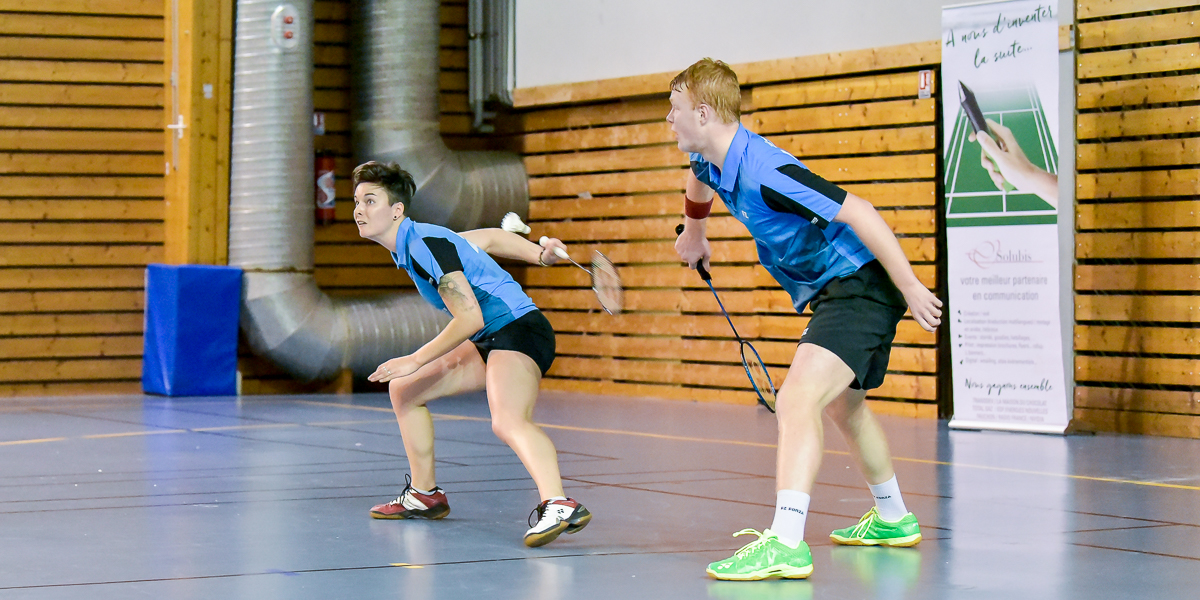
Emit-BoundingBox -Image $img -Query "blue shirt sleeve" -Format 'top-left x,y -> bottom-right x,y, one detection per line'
756,162 -> 848,230
689,152 -> 714,189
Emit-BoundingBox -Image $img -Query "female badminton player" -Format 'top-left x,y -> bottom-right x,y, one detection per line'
352,161 -> 591,548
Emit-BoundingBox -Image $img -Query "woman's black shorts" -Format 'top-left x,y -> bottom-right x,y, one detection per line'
472,309 -> 556,376
799,260 -> 909,391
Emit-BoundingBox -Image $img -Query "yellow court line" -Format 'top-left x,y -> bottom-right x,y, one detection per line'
192,423 -> 298,432
293,400 -> 394,413
305,419 -> 396,426
6,398 -> 1198,492
0,437 -> 66,446
433,412 -> 782,449
82,429 -> 188,439
294,399 -> 1200,492
0,416 -> 387,446
889,456 -> 1200,492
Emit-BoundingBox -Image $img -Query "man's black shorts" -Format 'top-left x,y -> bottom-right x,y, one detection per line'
472,309 -> 556,376
799,260 -> 908,390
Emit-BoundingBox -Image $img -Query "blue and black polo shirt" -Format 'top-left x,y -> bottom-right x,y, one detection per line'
690,124 -> 876,312
390,218 -> 536,341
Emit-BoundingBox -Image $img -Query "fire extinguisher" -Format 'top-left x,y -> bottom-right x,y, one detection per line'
315,151 -> 336,225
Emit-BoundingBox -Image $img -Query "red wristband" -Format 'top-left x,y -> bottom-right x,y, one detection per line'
684,196 -> 713,220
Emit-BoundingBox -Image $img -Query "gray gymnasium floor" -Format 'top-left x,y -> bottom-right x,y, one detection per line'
1,391 -> 1198,599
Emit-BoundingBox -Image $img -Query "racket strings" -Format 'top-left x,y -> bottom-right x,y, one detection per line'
590,251 -> 623,315
742,344 -> 777,410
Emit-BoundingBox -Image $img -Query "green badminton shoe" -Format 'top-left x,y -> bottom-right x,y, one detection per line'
829,507 -> 922,547
706,529 -> 814,581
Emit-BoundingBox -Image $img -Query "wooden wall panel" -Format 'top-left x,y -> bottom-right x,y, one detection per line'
1073,1 -> 1200,438
512,53 -> 942,414
0,0 -> 485,398
0,0 -> 163,397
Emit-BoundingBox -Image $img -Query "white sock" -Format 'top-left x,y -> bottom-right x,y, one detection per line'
869,475 -> 908,521
545,496 -> 567,503
769,490 -> 810,547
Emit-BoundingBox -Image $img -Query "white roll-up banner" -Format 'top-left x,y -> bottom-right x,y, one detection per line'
942,0 -> 1069,433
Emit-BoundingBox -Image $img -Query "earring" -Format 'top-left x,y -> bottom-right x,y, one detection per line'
393,216 -> 398,221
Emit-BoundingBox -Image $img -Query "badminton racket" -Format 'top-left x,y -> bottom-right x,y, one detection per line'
538,237 -> 623,315
676,223 -> 777,412
501,213 -> 623,315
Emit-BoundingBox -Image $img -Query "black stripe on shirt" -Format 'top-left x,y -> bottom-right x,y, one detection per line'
410,259 -> 435,286
776,164 -> 847,206
761,184 -> 830,229
760,165 -> 848,230
422,236 -> 464,280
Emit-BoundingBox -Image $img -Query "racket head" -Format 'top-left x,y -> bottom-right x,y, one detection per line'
590,250 -> 623,315
741,342 -> 777,412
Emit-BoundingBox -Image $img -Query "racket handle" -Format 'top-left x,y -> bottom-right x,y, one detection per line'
675,224 -> 712,281
539,236 -> 571,260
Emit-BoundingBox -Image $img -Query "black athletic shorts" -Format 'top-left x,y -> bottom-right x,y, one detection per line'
472,309 -> 556,376
799,260 -> 908,390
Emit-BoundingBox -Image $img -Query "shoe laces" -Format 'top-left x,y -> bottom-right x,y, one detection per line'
395,474 -> 440,506
527,499 -> 572,527
385,473 -> 415,506
730,528 -> 775,558
528,500 -> 549,528
849,508 -> 880,538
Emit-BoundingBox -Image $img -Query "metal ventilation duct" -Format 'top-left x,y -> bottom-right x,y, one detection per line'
229,0 -> 527,382
353,0 -> 527,232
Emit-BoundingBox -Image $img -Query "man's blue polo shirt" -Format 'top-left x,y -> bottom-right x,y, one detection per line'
690,125 -> 875,312
390,218 -> 536,341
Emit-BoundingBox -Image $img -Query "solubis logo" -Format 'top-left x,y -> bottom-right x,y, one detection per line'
966,240 -> 1038,269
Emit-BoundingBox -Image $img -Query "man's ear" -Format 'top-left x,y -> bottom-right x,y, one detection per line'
392,201 -> 406,221
696,103 -> 710,125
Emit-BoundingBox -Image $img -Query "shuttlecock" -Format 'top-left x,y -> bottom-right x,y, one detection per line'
501,212 -> 531,235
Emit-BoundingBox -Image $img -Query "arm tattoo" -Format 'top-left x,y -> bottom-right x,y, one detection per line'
438,274 -> 479,315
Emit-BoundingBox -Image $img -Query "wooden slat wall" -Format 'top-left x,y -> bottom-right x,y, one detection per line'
0,0 -> 164,396
241,0 -> 496,393
0,0 -> 484,397
1073,1 -> 1200,437
511,54 -> 941,415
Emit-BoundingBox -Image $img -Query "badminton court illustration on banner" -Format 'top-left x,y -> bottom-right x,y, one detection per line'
945,82 -> 1059,228
675,224 -> 776,412
501,213 -> 623,315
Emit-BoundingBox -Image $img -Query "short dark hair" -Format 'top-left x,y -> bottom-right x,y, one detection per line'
352,161 -> 416,208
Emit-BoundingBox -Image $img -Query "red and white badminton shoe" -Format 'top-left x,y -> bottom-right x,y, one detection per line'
369,474 -> 450,520
524,498 -> 592,547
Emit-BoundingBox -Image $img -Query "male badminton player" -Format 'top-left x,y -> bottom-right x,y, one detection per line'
352,161 -> 591,547
668,59 -> 943,580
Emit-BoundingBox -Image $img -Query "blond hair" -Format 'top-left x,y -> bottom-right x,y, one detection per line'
670,58 -> 740,123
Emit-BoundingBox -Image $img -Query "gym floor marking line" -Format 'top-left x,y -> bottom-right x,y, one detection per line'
192,423 -> 297,432
0,416 -> 395,446
0,437 -> 66,446
83,430 -> 188,439
294,400 -> 1200,492
5,399 -> 1198,493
